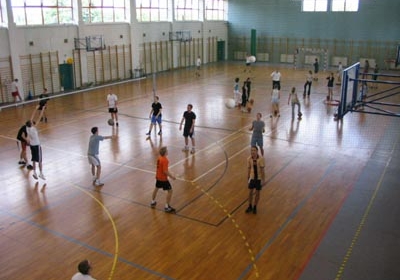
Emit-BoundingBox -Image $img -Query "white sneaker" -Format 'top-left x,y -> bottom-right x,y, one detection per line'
182,146 -> 189,152
39,173 -> 46,180
191,148 -> 195,154
32,173 -> 38,180
95,180 -> 104,187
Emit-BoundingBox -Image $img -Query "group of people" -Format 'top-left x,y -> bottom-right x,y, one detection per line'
150,101 -> 197,213
16,91 -> 50,180
105,92 -> 197,213
233,77 -> 253,112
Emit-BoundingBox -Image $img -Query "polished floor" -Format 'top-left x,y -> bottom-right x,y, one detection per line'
0,62 -> 399,280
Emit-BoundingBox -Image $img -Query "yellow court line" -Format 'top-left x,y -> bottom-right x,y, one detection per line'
70,183 -> 119,280
335,139 -> 398,280
188,179 -> 260,279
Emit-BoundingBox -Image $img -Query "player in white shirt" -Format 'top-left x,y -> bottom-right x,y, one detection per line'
271,70 -> 281,90
11,78 -> 23,102
71,260 -> 96,280
26,106 -> 46,180
195,56 -> 201,77
107,92 -> 119,126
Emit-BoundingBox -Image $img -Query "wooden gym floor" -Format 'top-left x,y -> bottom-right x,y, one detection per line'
0,62 -> 399,280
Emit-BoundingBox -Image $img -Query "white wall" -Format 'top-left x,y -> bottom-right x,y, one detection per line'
0,20 -> 228,91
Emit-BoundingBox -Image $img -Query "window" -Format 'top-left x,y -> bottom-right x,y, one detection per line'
175,0 -> 203,21
302,0 -> 328,12
332,0 -> 359,12
82,0 -> 130,23
0,0 -> 7,26
136,0 -> 171,22
12,0 -> 74,26
205,0 -> 227,21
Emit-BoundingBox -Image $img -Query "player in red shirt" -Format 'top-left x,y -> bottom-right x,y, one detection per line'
150,146 -> 176,213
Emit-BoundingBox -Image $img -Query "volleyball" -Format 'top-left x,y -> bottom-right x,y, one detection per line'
225,98 -> 236,109
249,56 -> 256,63
107,118 -> 114,126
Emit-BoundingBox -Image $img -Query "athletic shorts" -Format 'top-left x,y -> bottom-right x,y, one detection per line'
248,179 -> 262,190
155,180 -> 172,190
183,128 -> 194,138
88,154 -> 101,166
12,91 -> 19,97
272,97 -> 279,104
108,108 -> 118,113
30,145 -> 42,163
251,135 -> 263,148
151,115 -> 162,124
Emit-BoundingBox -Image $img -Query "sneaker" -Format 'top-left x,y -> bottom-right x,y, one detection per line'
253,206 -> 257,214
158,131 -> 162,135
146,132 -> 151,135
18,160 -> 26,165
164,206 -> 176,213
182,147 -> 189,152
27,164 -> 33,170
32,173 -> 38,180
150,201 -> 157,208
190,149 -> 195,154
116,122 -> 119,127
298,112 -> 303,118
95,180 -> 104,187
39,173 -> 46,180
245,205 -> 253,213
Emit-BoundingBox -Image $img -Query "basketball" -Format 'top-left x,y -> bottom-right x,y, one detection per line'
225,98 -> 236,109
249,56 -> 256,63
107,118 -> 114,126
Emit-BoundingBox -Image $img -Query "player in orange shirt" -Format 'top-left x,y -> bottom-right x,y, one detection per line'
150,146 -> 176,213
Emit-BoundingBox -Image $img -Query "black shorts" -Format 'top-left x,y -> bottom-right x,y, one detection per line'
183,128 -> 194,138
108,108 -> 118,113
248,179 -> 262,191
155,180 -> 172,190
30,145 -> 42,163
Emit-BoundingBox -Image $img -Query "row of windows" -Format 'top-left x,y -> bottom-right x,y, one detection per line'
0,0 -> 359,26
303,0 -> 359,12
0,0 -> 227,25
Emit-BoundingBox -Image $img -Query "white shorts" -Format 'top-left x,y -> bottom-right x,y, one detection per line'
272,97 -> 279,104
88,154 -> 101,166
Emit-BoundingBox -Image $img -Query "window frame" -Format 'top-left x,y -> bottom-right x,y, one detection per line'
12,0 -> 75,26
175,0 -> 203,21
205,0 -> 227,21
331,0 -> 359,12
302,0 -> 328,12
81,0 -> 130,23
136,0 -> 171,22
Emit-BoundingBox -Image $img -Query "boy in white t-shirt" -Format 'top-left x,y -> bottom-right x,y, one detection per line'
107,92 -> 119,126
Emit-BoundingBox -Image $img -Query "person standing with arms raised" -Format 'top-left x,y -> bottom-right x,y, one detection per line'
146,95 -> 162,136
